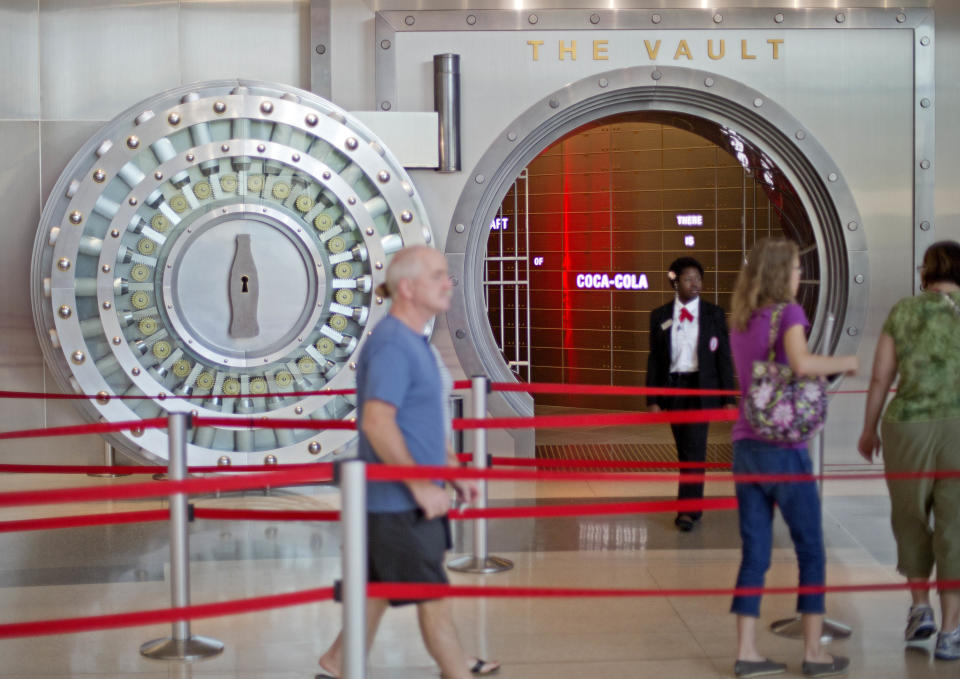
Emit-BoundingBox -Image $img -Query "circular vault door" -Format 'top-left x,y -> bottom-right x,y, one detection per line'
32,80 -> 433,465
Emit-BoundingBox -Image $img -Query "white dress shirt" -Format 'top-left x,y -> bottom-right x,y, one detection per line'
670,296 -> 700,373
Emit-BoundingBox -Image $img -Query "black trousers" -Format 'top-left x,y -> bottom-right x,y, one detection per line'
666,372 -> 709,519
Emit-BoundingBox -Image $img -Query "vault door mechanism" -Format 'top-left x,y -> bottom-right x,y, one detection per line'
32,80 -> 434,465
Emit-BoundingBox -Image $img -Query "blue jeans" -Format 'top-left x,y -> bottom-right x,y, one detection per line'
730,438 -> 826,617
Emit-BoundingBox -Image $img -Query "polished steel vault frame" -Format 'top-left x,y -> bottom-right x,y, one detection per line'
376,7 -> 935,418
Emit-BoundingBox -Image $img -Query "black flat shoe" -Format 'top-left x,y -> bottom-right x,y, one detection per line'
675,515 -> 696,532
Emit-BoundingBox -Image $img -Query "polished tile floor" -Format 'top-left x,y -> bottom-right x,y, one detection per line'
0,429 -> 953,678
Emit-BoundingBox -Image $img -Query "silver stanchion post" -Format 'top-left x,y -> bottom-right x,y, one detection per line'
770,314 -> 852,642
340,460 -> 367,679
141,413 -> 224,661
87,441 -> 131,478
448,375 -> 513,574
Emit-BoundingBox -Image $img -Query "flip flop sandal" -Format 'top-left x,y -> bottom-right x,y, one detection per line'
470,658 -> 501,675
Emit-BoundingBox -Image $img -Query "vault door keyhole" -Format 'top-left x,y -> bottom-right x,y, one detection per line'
229,234 -> 260,338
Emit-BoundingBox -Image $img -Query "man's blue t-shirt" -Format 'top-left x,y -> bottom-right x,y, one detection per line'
356,314 -> 446,512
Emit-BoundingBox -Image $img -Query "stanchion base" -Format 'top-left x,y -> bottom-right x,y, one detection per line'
87,472 -> 131,478
446,555 -> 514,574
770,615 -> 853,642
140,635 -> 224,661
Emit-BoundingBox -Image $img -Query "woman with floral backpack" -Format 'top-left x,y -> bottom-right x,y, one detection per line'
727,238 -> 858,678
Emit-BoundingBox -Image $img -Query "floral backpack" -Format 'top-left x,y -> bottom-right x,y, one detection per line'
743,305 -> 828,443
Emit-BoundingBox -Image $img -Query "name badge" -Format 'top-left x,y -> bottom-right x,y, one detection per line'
660,319 -> 673,331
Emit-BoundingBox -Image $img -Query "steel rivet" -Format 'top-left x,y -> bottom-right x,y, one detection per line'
590,13 -> 600,25
796,130 -> 807,140
186,153 -> 196,162
847,221 -> 859,231
154,170 -> 163,180
753,98 -> 764,107
71,350 -> 86,365
380,101 -> 392,111
93,169 -> 106,183
455,223 -> 465,233
69,211 -> 83,224
57,258 -> 71,272
112,336 -> 122,345
455,329 -> 466,339
376,297 -> 383,305
713,14 -> 723,24
292,153 -> 301,162
218,456 -> 231,466
920,221 -> 931,231
306,113 -> 318,126
132,367 -> 140,376
365,227 -> 375,236
260,101 -> 274,114
774,13 -> 785,23
295,406 -> 304,415
349,362 -> 357,370
475,174 -> 485,184
854,274 -> 865,284
400,210 -> 413,223
897,13 -> 907,23
315,44 -> 326,55
528,14 -> 538,25
97,391 -> 110,404
651,13 -> 661,24
308,441 -> 321,454
102,264 -> 111,273
102,301 -> 112,310
110,229 -> 120,238
599,78 -> 609,88
921,98 -> 932,108
377,170 -> 390,183
846,327 -> 858,337
375,261 -> 383,270
652,70 -> 662,81
257,143 -> 266,153
221,143 -> 230,152
549,98 -> 559,109
704,77 -> 715,88
168,112 -> 181,125
264,454 -> 278,465
58,305 -> 72,319
126,136 -> 140,149
920,159 -> 931,170
836,13 -> 846,23
345,137 -> 358,150
828,172 -> 838,182
380,39 -> 392,50
128,197 -> 138,206
322,171 -> 331,180
213,101 -> 227,113
507,132 -> 517,142
348,196 -> 357,205
920,36 -> 930,46
466,14 -> 477,25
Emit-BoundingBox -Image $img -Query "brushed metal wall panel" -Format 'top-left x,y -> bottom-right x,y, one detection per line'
179,0 -> 309,89
40,121 -> 105,202
0,1 -> 40,119
39,0 -> 179,120
0,122 -> 42,325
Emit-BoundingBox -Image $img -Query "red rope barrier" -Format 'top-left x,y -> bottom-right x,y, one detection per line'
0,509 -> 169,533
0,462 -> 336,475
0,575 -> 951,640
0,418 -> 167,441
192,507 -> 340,523
368,578 -> 960,602
451,407 -> 739,431
0,586 -> 335,639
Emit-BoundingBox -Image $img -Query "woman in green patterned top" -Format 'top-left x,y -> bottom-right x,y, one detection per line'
858,240 -> 960,661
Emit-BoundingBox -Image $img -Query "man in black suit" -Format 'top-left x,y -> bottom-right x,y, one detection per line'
646,257 -> 736,531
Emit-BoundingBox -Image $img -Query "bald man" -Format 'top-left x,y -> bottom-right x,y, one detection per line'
317,246 -> 499,678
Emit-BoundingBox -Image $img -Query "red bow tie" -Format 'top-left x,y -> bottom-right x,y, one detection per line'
679,308 -> 695,323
